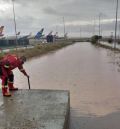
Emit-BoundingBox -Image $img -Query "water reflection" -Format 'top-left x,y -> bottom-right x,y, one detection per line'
14,42 -> 120,129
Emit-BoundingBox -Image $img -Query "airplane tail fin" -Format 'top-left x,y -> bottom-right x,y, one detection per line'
64,33 -> 68,38
0,26 -> 4,37
16,32 -> 20,35
48,31 -> 53,36
54,32 -> 58,36
35,28 -> 44,39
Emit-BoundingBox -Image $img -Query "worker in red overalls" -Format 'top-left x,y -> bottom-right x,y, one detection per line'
0,54 -> 29,97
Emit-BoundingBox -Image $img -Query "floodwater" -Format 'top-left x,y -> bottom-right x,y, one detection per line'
14,42 -> 120,129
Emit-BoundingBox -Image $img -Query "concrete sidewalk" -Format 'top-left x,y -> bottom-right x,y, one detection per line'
0,90 -> 70,129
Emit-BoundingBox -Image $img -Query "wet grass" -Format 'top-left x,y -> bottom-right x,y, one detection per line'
0,41 -> 74,59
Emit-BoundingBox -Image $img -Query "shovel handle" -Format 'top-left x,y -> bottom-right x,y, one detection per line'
28,77 -> 31,90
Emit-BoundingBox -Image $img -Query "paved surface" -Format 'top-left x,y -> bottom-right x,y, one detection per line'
0,90 -> 70,129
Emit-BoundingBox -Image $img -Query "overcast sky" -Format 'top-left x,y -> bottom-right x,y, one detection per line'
0,0 -> 120,37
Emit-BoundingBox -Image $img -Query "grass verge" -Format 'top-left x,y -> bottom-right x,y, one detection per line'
0,42 -> 74,59
91,42 -> 120,52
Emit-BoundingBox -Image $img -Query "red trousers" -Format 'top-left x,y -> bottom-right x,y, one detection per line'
0,66 -> 14,87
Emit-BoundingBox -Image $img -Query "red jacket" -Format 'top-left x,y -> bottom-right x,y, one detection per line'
1,54 -> 27,76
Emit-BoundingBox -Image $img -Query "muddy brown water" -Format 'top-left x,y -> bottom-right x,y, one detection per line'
14,42 -> 120,129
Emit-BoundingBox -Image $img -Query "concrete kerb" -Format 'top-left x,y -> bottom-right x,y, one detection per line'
0,89 -> 70,129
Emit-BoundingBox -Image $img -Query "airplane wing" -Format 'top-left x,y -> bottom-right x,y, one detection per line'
18,32 -> 32,40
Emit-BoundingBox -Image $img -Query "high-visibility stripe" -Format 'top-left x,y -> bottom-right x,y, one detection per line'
4,85 -> 8,88
4,65 -> 9,68
8,81 -> 13,84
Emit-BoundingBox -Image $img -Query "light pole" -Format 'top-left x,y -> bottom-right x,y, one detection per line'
114,0 -> 119,49
12,0 -> 18,49
79,26 -> 82,38
98,13 -> 103,43
118,21 -> 120,40
111,32 -> 113,39
93,17 -> 96,36
63,17 -> 66,38
99,14 -> 101,39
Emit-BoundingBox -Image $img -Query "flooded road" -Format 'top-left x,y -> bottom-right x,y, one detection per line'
14,42 -> 120,129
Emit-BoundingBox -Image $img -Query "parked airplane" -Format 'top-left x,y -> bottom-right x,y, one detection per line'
47,31 -> 58,38
0,26 -> 21,40
19,28 -> 45,40
2,28 -> 44,41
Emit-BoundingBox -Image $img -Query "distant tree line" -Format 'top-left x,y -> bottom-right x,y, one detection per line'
91,35 -> 102,44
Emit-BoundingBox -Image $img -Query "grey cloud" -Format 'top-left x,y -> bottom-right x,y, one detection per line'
43,0 -> 118,21
44,7 -> 58,15
0,0 -> 120,37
